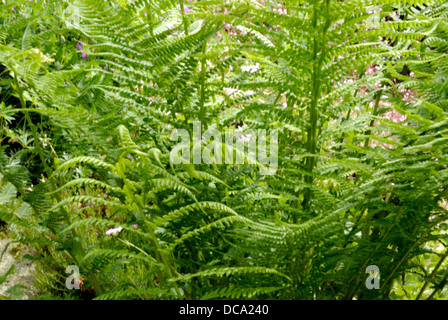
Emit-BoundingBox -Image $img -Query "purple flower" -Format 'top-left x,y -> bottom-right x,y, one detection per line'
104,66 -> 108,70
76,42 -> 83,51
81,52 -> 88,59
184,7 -> 191,13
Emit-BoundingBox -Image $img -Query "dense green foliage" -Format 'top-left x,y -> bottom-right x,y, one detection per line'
0,0 -> 447,300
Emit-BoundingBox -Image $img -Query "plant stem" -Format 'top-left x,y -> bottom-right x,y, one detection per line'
363,91 -> 382,149
302,0 -> 331,212
179,1 -> 189,36
416,251 -> 447,300
199,41 -> 207,130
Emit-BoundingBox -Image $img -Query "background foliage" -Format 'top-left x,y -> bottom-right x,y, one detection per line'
0,0 -> 447,300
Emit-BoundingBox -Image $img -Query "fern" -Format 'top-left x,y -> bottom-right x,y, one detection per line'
1,0 -> 448,301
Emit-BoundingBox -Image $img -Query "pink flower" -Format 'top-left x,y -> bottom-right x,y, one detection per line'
365,64 -> 379,75
241,63 -> 260,73
144,12 -> 147,17
224,87 -> 239,96
105,227 -> 123,236
132,224 -> 138,229
184,7 -> 191,13
239,134 -> 251,143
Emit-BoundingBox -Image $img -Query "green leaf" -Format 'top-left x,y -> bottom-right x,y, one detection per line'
0,264 -> 15,286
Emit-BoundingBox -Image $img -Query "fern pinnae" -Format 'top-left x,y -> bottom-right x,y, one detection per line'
170,266 -> 293,283
54,156 -> 115,173
48,178 -> 123,195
